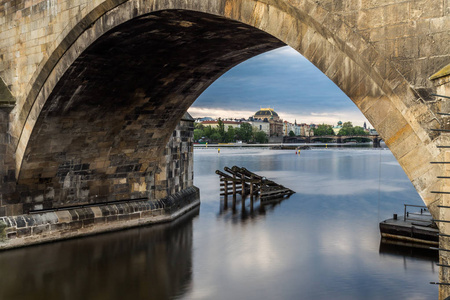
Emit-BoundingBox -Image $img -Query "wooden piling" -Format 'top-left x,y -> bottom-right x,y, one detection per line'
216,166 -> 295,207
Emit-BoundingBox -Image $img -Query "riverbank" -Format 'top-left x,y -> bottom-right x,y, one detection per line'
194,141 -> 387,149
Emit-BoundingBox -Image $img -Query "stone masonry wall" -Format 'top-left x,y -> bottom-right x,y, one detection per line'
0,113 -> 198,249
0,186 -> 199,250
431,65 -> 450,299
153,114 -> 194,200
0,107 -> 20,216
0,0 -> 448,219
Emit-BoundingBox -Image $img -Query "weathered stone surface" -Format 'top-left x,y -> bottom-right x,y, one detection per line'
0,1 -> 446,216
0,1 -> 447,221
0,186 -> 199,250
0,4 -> 449,293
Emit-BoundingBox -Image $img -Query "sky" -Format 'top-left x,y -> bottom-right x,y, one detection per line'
188,46 -> 371,128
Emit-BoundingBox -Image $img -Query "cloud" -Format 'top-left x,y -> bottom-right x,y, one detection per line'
191,46 -> 372,127
188,107 -> 372,127
187,107 -> 256,119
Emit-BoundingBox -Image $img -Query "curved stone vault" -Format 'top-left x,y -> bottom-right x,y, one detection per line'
0,0 -> 448,222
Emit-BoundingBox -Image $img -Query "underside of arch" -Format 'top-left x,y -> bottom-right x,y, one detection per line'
13,1 -> 444,218
17,10 -> 284,211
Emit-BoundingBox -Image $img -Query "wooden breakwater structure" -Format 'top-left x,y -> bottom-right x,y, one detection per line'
215,166 -> 295,210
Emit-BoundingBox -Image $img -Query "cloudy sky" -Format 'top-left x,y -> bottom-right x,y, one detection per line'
188,46 -> 371,127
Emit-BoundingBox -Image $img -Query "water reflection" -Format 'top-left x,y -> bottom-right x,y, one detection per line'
188,148 -> 438,300
0,208 -> 199,300
0,147 -> 440,300
218,195 -> 292,223
379,238 -> 439,264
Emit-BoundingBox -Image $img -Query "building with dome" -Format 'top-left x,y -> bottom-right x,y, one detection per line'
251,108 -> 283,137
332,121 -> 343,135
253,108 -> 281,122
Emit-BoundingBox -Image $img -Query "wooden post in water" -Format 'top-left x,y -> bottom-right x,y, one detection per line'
224,180 -> 228,209
250,177 -> 254,212
232,174 -> 237,209
241,175 -> 246,198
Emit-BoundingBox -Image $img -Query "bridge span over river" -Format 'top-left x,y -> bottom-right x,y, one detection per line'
0,0 -> 450,295
284,134 -> 382,146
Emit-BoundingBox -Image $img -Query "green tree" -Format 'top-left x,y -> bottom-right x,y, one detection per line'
203,125 -> 214,138
0,220 -> 5,241
217,118 -> 225,140
289,130 -> 295,137
225,126 -> 236,142
353,126 -> 368,135
337,122 -> 368,136
236,123 -> 253,142
194,129 -> 204,141
253,130 -> 268,143
195,123 -> 205,130
313,124 -> 334,136
210,132 -> 222,142
342,121 -> 353,128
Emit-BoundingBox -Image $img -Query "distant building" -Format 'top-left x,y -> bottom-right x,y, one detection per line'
201,120 -> 242,129
299,123 -> 314,136
283,121 -> 297,136
252,108 -> 283,137
332,121 -> 343,135
195,117 -> 214,123
249,119 -> 270,136
293,120 -> 301,136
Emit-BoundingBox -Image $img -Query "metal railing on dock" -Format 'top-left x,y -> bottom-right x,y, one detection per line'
403,204 -> 431,222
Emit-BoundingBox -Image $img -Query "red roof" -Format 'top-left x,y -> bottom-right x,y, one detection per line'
201,121 -> 242,125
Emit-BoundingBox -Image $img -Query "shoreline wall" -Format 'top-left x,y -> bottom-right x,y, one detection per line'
0,187 -> 199,250
0,113 -> 198,250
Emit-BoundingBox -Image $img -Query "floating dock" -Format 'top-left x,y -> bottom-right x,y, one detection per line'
379,204 -> 439,247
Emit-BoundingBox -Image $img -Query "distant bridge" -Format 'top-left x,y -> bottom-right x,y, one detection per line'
284,135 -> 382,146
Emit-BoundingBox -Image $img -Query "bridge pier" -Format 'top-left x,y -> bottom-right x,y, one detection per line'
372,137 -> 381,148
0,106 -> 20,217
0,113 -> 200,249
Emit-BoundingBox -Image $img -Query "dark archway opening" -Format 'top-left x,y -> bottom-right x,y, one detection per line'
18,10 -> 284,212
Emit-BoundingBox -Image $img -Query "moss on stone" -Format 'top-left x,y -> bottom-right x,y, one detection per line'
430,64 -> 450,80
0,220 -> 6,241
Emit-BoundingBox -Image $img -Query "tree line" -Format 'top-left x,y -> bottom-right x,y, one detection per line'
194,119 -> 268,143
313,122 -> 368,136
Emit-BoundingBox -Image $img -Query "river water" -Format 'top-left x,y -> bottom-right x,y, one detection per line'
0,147 -> 438,299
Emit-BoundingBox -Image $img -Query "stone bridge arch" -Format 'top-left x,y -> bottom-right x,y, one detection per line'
0,0 -> 448,218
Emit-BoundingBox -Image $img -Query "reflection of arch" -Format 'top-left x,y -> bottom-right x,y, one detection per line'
0,206 -> 198,299
13,1 -> 443,215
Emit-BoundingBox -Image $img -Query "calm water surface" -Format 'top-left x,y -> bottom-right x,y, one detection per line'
0,148 -> 438,299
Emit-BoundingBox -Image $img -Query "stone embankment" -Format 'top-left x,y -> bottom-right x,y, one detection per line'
0,187 -> 199,250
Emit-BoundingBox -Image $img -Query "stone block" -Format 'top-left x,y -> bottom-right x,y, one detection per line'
94,217 -> 106,224
141,210 -> 153,218
118,214 -> 130,222
32,224 -> 50,235
106,215 -> 118,222
82,218 -> 95,227
129,212 -> 141,220
50,223 -> 68,231
69,221 -> 82,230
7,232 -> 17,239
16,227 -> 31,237
55,210 -> 72,223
